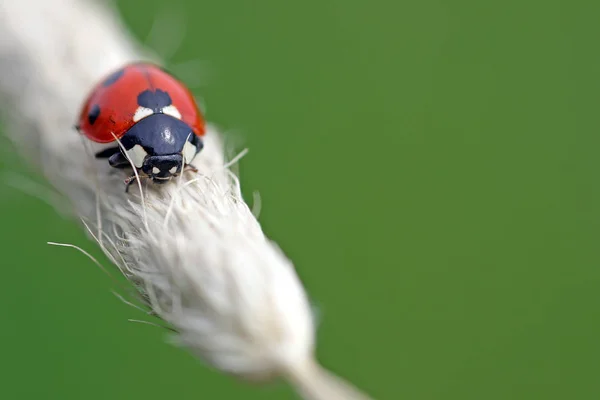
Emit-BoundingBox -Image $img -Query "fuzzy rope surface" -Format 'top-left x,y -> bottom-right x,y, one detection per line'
0,1 -> 374,399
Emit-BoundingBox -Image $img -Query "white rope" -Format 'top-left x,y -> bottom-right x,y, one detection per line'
0,1 -> 375,398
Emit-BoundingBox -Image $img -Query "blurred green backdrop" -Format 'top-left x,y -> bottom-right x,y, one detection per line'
2,0 -> 600,399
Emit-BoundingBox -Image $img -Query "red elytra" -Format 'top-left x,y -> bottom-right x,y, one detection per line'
78,62 -> 205,144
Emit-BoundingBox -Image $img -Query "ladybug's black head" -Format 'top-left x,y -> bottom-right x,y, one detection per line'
141,154 -> 183,183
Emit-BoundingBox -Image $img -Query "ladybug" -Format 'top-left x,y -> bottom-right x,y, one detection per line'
77,62 -> 205,190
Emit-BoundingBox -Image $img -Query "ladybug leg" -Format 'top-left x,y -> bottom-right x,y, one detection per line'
124,173 -> 149,193
95,147 -> 131,169
185,164 -> 198,173
95,146 -> 120,159
108,152 -> 131,169
97,148 -> 131,169
124,175 -> 138,193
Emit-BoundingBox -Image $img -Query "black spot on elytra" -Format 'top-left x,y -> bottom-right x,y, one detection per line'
102,68 -> 125,87
137,89 -> 172,111
88,104 -> 101,125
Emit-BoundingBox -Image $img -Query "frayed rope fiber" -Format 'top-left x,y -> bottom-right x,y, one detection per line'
0,0 -> 375,399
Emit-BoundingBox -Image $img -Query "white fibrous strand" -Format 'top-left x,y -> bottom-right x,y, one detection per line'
0,1 -> 375,399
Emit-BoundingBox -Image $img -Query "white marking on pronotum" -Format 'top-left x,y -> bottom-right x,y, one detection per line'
133,106 -> 154,122
152,167 -> 160,174
169,166 -> 177,174
182,139 -> 196,164
162,104 -> 181,119
126,144 -> 148,168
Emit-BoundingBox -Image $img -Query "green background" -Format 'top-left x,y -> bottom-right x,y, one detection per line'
1,0 -> 600,399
